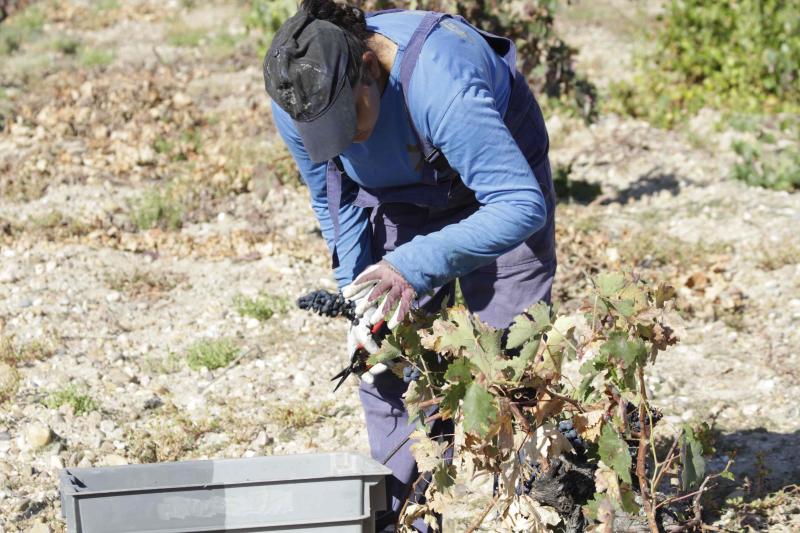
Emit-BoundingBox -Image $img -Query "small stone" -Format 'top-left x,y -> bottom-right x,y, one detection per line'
172,92 -> 192,108
0,266 -> 18,283
742,404 -> 759,416
143,396 -> 163,410
106,291 -> 121,303
137,146 -> 156,165
27,522 -> 51,533
756,379 -> 776,393
99,420 -> 116,435
24,423 -> 53,449
50,455 -> 64,470
100,454 -> 128,466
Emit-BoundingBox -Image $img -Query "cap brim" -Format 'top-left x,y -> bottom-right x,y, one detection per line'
295,82 -> 357,164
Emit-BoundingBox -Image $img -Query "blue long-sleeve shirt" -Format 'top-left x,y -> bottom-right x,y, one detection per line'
270,11 -> 547,294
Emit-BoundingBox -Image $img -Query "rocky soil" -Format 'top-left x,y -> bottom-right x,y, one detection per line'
0,1 -> 798,532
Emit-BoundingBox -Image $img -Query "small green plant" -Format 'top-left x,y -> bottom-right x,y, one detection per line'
79,47 -> 114,67
0,361 -> 20,403
53,36 -> 81,55
43,385 -> 99,415
131,189 -> 183,231
0,5 -> 45,55
732,139 -> 800,192
185,338 -> 240,370
106,269 -> 183,298
167,24 -> 206,47
607,0 -> 800,127
245,0 -> 298,56
234,292 -> 288,322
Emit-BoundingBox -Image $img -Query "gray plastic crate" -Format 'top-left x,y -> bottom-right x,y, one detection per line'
59,452 -> 392,533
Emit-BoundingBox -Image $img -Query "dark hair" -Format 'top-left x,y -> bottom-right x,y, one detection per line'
301,0 -> 371,86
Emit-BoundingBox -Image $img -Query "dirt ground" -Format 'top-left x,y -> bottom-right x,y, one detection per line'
0,1 -> 798,531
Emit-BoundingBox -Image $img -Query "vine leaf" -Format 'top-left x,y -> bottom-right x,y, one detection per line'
598,424 -> 632,485
367,334 -> 402,365
441,359 -> 472,416
680,424 -> 706,490
409,430 -> 448,473
595,463 -> 639,515
596,272 -> 625,297
601,333 -> 647,368
420,306 -> 475,356
573,410 -> 604,442
462,382 -> 498,437
506,302 -> 549,349
504,338 -> 539,383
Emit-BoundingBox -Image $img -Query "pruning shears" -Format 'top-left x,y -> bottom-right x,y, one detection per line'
331,319 -> 388,392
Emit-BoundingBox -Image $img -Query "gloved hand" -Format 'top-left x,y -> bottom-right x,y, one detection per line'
342,260 -> 417,330
346,319 -> 380,357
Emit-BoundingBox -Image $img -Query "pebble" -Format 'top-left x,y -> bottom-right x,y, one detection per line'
100,454 -> 128,466
50,455 -> 64,470
0,266 -> 19,283
24,424 -> 53,450
27,522 -> 51,533
106,291 -> 121,303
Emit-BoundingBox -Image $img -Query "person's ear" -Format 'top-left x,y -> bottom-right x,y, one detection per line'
360,50 -> 380,86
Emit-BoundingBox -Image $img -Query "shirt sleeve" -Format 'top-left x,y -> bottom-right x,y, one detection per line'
271,102 -> 373,289
382,81 -> 548,294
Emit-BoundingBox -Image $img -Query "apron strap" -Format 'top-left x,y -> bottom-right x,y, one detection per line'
398,12 -> 451,170
326,156 -> 346,269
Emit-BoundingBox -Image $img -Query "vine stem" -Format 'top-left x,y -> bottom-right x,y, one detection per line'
544,386 -> 586,413
465,493 -> 500,533
636,366 -> 660,533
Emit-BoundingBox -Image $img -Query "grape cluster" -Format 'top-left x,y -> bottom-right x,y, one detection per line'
626,403 -> 663,433
297,290 -> 356,322
402,365 -> 421,383
558,419 -> 586,456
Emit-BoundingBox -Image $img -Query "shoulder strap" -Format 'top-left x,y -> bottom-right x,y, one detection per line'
398,12 -> 463,176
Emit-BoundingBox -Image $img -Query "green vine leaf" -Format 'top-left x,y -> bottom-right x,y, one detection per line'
421,306 -> 476,356
596,272 -> 625,297
680,424 -> 706,490
504,338 -> 539,383
462,382 -> 498,437
367,334 -> 403,365
506,302 -> 550,349
598,424 -> 632,485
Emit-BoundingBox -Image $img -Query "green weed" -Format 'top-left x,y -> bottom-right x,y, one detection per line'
0,6 -> 45,55
53,36 -> 81,55
167,24 -> 206,47
79,47 -> 114,67
233,292 -> 288,322
732,139 -> 800,192
0,361 -> 20,403
131,189 -> 183,231
43,385 -> 99,415
185,338 -> 240,370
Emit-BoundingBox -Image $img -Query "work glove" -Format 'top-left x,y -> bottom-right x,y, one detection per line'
342,260 -> 417,330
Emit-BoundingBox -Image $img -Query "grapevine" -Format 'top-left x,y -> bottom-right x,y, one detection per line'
365,271 -> 732,532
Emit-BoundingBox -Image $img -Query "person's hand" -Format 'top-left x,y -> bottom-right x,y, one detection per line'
346,319 -> 379,357
342,260 -> 416,330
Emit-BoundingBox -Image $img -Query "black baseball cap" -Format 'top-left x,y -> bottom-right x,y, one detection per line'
263,8 -> 358,163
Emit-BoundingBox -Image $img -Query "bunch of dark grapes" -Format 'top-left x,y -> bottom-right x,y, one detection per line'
626,402 -> 663,434
558,419 -> 586,456
297,290 -> 356,322
402,365 -> 421,383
